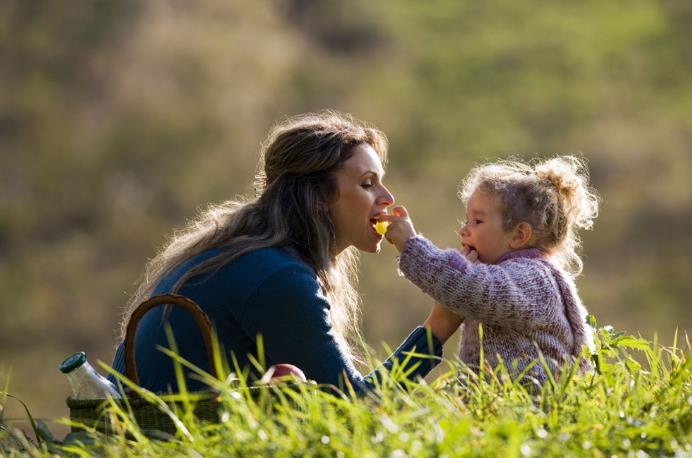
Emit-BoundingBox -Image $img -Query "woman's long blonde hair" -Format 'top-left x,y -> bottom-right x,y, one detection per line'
119,110 -> 388,362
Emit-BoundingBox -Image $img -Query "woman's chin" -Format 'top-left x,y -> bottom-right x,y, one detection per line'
361,238 -> 384,254
349,229 -> 386,254
363,243 -> 381,254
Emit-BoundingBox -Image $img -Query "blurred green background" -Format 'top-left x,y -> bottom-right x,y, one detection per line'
1,0 -> 690,431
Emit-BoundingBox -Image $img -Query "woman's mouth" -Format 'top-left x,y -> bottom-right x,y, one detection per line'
370,217 -> 388,237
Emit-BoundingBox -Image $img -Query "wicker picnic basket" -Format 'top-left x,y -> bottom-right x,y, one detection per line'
66,294 -> 222,434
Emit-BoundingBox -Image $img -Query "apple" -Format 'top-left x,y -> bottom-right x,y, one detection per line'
259,363 -> 308,384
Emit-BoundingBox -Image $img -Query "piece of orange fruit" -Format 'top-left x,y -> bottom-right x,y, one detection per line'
374,221 -> 389,235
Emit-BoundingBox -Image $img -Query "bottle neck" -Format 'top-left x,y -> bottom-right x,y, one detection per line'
61,353 -> 120,400
68,361 -> 97,378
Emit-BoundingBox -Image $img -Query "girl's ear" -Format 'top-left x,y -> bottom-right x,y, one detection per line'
509,222 -> 534,249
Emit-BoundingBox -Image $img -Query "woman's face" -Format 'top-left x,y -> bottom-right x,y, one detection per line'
328,143 -> 394,254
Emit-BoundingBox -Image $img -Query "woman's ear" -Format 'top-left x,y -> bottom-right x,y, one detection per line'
509,222 -> 534,249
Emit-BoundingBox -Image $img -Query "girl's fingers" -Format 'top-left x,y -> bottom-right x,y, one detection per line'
391,205 -> 408,218
460,244 -> 479,263
379,206 -> 409,222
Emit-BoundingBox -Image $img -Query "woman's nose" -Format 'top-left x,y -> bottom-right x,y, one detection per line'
378,185 -> 394,207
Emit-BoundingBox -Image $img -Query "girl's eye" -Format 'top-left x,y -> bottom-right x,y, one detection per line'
473,219 -> 483,225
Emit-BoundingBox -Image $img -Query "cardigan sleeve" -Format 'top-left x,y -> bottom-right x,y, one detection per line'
239,263 -> 442,394
398,236 -> 559,328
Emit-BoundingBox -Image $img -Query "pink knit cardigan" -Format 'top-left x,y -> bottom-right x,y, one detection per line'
398,236 -> 595,385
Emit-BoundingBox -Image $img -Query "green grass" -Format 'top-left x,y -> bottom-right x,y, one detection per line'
1,326 -> 690,457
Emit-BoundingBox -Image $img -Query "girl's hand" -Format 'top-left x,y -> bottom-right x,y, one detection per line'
460,243 -> 480,263
381,205 -> 416,253
424,302 -> 464,343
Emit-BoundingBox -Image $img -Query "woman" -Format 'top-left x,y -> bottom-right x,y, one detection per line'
110,110 -> 461,394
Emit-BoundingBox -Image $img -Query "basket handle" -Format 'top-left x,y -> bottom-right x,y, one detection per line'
124,293 -> 218,386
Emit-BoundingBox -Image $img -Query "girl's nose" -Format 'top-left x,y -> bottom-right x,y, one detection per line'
459,224 -> 469,237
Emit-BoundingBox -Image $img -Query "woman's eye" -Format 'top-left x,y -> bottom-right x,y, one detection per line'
361,181 -> 373,188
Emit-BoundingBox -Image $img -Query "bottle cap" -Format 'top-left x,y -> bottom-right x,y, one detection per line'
59,351 -> 87,373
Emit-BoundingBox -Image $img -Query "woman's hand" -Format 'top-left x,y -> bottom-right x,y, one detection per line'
424,303 -> 463,343
381,205 -> 416,253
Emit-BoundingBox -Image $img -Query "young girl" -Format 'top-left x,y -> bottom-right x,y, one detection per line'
383,156 -> 599,386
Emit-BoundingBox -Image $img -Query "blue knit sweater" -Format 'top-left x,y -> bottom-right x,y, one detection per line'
110,246 -> 442,394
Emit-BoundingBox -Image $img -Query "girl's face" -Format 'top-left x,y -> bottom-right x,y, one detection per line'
458,189 -> 514,264
328,143 -> 394,254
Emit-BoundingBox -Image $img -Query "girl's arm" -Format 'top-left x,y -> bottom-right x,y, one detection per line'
398,236 -> 557,328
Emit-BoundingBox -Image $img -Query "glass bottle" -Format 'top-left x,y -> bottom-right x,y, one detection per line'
59,351 -> 121,399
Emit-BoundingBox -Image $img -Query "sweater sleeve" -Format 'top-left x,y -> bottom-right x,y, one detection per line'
398,236 -> 557,328
240,263 -> 442,395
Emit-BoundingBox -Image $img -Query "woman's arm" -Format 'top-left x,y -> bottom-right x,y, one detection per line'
424,302 -> 463,343
240,264 -> 442,394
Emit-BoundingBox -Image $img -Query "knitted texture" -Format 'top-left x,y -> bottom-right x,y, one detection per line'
399,236 -> 595,385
